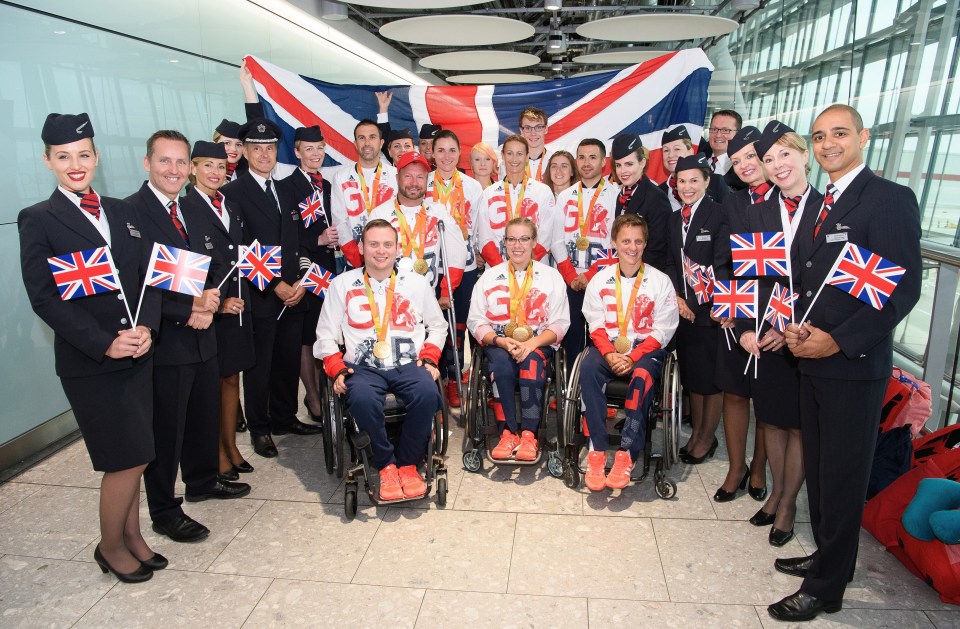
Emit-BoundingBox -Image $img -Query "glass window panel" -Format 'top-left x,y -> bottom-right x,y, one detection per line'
869,0 -> 900,32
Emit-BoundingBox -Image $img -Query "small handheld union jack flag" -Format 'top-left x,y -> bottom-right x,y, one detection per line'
591,247 -> 619,270
48,246 -> 121,300
145,243 -> 211,297
300,263 -> 334,299
763,283 -> 798,332
682,251 -> 701,284
826,243 -> 905,310
712,279 -> 757,319
238,240 -> 282,292
299,190 -> 324,229
730,231 -> 789,277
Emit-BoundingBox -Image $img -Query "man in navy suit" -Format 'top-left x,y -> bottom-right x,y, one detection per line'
771,104 -> 922,621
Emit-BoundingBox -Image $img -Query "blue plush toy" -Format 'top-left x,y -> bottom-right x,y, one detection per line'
902,477 -> 960,544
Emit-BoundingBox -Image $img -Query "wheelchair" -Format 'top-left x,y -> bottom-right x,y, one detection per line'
559,347 -> 682,499
319,371 -> 450,520
461,338 -> 567,476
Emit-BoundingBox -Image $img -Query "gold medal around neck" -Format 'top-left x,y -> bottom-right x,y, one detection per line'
512,325 -> 533,342
413,258 -> 429,275
373,341 -> 391,360
575,236 -> 590,251
504,322 -> 518,338
614,336 -> 632,354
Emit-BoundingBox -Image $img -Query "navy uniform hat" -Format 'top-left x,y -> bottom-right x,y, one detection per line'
238,118 -> 282,144
387,128 -> 414,144
419,123 -> 442,140
191,140 -> 228,160
294,125 -> 324,143
726,125 -> 761,158
215,118 -> 241,139
41,113 -> 94,145
611,133 -> 643,160
661,125 -> 690,146
755,120 -> 795,159
675,153 -> 711,174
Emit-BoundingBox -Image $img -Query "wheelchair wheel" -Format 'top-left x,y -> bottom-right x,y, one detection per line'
462,449 -> 483,473
332,390 -> 347,478
322,379 -> 337,475
436,380 -> 449,456
345,482 -> 358,520
546,450 -> 564,479
464,348 -> 485,449
560,349 -> 588,470
562,461 -> 581,489
437,474 -> 448,507
659,352 -> 682,469
655,475 -> 677,500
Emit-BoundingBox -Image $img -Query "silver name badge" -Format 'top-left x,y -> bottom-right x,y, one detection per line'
825,232 -> 848,243
205,241 -> 214,250
126,223 -> 141,238
696,234 -> 711,242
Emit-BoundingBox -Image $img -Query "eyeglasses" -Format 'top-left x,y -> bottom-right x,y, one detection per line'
519,125 -> 547,133
504,236 -> 533,244
708,127 -> 736,136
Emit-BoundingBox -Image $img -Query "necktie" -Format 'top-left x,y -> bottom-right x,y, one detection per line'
710,156 -> 718,172
617,184 -> 636,210
265,179 -> 280,213
309,172 -> 323,192
226,162 -> 237,178
75,190 -> 101,220
782,194 -> 802,222
681,204 -> 692,229
210,193 -> 223,217
669,177 -> 681,204
813,184 -> 836,239
749,181 -> 772,204
168,200 -> 189,246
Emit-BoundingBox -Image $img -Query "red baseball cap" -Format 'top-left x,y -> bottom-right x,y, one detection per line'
395,151 -> 431,171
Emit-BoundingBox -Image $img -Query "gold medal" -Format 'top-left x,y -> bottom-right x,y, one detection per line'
373,341 -> 391,360
512,325 -> 532,342
614,335 -> 632,354
504,322 -> 518,338
576,236 -> 590,251
413,258 -> 429,275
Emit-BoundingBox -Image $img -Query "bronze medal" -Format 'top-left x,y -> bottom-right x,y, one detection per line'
413,258 -> 429,275
504,322 -> 518,338
576,236 -> 590,251
512,325 -> 532,342
614,335 -> 632,354
373,341 -> 391,360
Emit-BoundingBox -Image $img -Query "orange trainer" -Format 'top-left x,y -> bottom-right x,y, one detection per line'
606,450 -> 633,490
492,429 -> 519,459
398,465 -> 426,498
516,430 -> 538,461
379,464 -> 403,501
585,450 -> 607,491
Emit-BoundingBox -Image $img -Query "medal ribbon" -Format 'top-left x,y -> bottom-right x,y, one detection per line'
614,263 -> 645,341
363,270 -> 396,346
504,177 -> 528,222
508,262 -> 534,327
355,162 -> 383,214
393,201 -> 427,260
524,155 -> 544,182
576,180 -> 605,240
433,171 -> 466,230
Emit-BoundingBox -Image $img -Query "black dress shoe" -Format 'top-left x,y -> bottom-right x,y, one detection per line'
680,436 -> 719,465
272,420 -> 322,436
217,469 -> 239,482
769,527 -> 795,546
714,468 -> 750,502
140,552 -> 168,571
94,545 -> 153,583
151,514 -> 209,543
252,433 -> 278,458
775,554 -> 815,578
749,483 -> 768,501
749,508 -> 777,526
232,460 -> 255,474
768,590 -> 842,622
185,480 -> 252,502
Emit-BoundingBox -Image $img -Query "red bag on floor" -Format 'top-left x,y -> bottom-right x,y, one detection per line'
879,368 -> 931,436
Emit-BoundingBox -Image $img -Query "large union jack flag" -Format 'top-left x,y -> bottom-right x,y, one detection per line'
145,243 -> 211,297
48,246 -> 121,301
300,263 -> 334,299
238,240 -> 282,292
826,243 -> 905,310
299,190 -> 324,229
730,231 -> 789,277
712,280 -> 757,319
763,283 -> 798,332
244,49 -> 713,184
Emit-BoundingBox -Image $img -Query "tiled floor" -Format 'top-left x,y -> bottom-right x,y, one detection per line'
1,405 -> 956,628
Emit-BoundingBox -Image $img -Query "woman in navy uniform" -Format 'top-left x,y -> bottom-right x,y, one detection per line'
18,113 -> 163,582
181,141 -> 255,482
663,154 -> 724,464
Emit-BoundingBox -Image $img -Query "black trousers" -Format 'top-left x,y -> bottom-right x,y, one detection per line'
145,357 -> 220,522
798,374 -> 886,601
243,311 -> 306,436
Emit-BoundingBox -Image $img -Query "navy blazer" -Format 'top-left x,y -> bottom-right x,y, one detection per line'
615,176 -> 672,274
18,190 -> 161,377
664,196 -> 725,326
125,182 -> 217,367
793,169 -> 922,380
278,169 -> 336,274
220,171 -> 306,318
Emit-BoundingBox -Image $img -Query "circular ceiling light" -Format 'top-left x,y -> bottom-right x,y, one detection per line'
576,14 -> 738,42
420,51 -> 540,71
344,0 -> 490,7
380,15 -> 535,46
573,49 -> 670,65
447,73 -> 546,84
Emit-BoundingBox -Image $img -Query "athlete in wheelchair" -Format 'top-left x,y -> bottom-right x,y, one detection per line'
464,217 -> 570,466
314,219 -> 448,507
571,214 -> 679,491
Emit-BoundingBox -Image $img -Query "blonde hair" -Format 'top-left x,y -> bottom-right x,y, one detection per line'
470,142 -> 499,181
774,132 -> 812,174
505,217 -> 537,241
